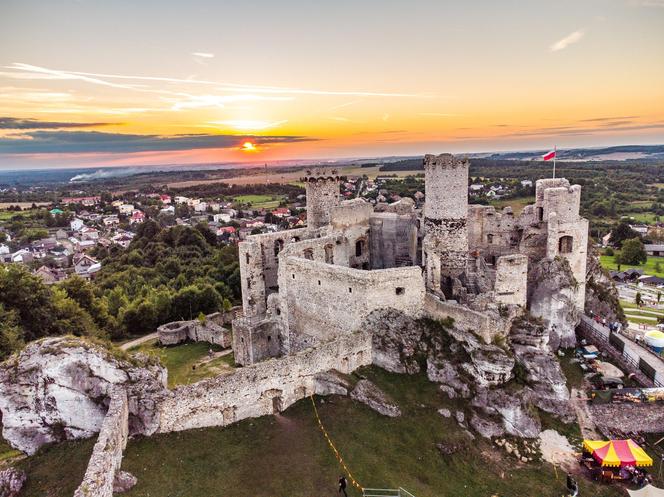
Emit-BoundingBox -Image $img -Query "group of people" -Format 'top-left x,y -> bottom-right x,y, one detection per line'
589,311 -> 623,334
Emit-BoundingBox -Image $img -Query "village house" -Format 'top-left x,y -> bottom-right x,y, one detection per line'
160,194 -> 171,204
70,218 -> 85,232
130,210 -> 146,224
34,265 -> 67,285
73,253 -> 101,278
118,204 -> 134,215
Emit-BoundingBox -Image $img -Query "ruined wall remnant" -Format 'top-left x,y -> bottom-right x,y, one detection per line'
495,254 -> 528,306
370,205 -> 419,269
279,256 -> 425,351
157,331 -> 372,433
157,312 -> 232,348
303,168 -> 341,229
423,153 -> 469,294
73,388 -> 129,497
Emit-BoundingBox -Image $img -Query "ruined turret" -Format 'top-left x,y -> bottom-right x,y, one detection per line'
422,153 -> 469,295
302,168 -> 341,229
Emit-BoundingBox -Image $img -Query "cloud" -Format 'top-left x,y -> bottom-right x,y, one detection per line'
208,120 -> 288,131
549,30 -> 585,52
0,130 -> 316,154
635,0 -> 664,7
0,117 -> 119,129
578,115 -> 638,122
191,52 -> 214,58
2,63 -> 427,98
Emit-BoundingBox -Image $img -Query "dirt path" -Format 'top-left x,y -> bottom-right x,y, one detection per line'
119,332 -> 158,351
570,387 -> 601,439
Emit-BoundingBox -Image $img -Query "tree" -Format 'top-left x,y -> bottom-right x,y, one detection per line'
0,304 -> 24,360
609,222 -> 641,248
619,238 -> 647,265
636,292 -> 643,307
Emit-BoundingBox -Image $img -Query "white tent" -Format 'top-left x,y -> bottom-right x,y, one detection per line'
628,485 -> 664,497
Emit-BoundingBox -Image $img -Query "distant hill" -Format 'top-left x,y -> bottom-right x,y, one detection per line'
379,145 -> 664,172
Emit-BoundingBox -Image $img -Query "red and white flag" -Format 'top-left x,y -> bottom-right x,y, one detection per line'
542,150 -> 556,161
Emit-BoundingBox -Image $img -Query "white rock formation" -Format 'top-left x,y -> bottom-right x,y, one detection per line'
0,337 -> 166,455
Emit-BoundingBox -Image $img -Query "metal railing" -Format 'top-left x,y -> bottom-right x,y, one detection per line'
363,488 -> 415,497
579,316 -> 663,387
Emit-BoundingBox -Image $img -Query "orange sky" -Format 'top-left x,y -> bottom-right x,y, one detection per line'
1,0 -> 663,168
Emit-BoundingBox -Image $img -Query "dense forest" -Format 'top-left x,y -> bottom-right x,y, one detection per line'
0,221 -> 241,359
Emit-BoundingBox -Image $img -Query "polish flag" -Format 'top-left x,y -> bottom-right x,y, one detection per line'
542,150 -> 556,161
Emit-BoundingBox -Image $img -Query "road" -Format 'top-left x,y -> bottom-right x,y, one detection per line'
119,332 -> 158,351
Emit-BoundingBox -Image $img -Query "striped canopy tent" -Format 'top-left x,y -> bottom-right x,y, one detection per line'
583,439 -> 653,468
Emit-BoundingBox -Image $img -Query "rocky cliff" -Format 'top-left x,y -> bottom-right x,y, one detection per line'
528,257 -> 580,349
584,245 -> 626,325
0,337 -> 167,455
367,308 -> 573,439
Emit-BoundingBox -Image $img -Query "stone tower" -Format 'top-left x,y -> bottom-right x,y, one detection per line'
422,153 -> 469,295
303,168 -> 341,229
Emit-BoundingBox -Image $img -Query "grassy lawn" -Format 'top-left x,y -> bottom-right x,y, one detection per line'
0,208 -> 40,221
489,196 -> 535,215
622,212 -> 659,224
129,340 -> 234,388
12,367 -> 629,497
600,254 -> 664,278
231,194 -> 285,209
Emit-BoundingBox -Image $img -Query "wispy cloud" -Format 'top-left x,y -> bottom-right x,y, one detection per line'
549,29 -> 585,52
208,119 -> 288,131
0,131 -> 316,154
191,52 -> 214,58
0,117 -> 119,129
3,63 -> 427,98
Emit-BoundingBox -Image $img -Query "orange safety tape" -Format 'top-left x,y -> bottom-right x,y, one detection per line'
309,395 -> 364,491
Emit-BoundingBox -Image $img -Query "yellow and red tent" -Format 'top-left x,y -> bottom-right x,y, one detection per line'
583,439 -> 653,468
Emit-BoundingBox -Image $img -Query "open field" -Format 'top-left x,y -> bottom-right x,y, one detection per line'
15,367 -> 627,497
0,202 -> 51,209
231,194 -> 285,209
489,196 -> 535,214
0,208 -> 41,221
167,165 -> 419,189
600,254 -> 664,278
129,340 -> 234,388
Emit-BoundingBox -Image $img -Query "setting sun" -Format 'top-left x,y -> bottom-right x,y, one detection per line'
241,141 -> 257,152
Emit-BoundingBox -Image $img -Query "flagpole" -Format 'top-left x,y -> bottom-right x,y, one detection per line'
553,145 -> 556,179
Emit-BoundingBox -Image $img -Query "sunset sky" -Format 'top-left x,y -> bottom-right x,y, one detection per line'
1,0 -> 663,169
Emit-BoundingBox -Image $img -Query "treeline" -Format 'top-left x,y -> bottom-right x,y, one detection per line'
170,182 -> 305,201
0,221 -> 241,360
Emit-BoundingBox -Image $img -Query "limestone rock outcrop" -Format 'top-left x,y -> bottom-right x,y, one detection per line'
528,257 -> 580,349
314,370 -> 352,396
350,379 -> 401,417
0,337 -> 167,455
0,467 -> 26,497
113,470 -> 138,494
584,246 -> 626,325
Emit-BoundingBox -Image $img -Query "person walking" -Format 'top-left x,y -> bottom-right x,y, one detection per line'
338,475 -> 348,497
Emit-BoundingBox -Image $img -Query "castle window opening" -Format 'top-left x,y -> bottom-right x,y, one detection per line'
318,280 -> 321,285
487,234 -> 494,244
245,252 -> 250,264
559,235 -> 573,254
536,207 -> 544,222
267,335 -> 271,342
324,244 -> 334,264
274,239 -> 284,257
292,273 -> 295,279
246,278 -> 251,289
303,248 -> 314,260
396,287 -> 405,295
276,308 -> 281,315
348,287 -> 352,293
355,239 -> 365,257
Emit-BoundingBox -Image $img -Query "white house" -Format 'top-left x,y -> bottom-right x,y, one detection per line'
70,218 -> 85,231
194,202 -> 208,213
213,213 -> 231,223
118,204 -> 134,215
0,244 -> 9,255
160,205 -> 175,215
174,196 -> 190,204
103,215 -> 120,227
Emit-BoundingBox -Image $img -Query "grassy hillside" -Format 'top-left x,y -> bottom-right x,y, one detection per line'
15,367 -> 624,497
600,254 -> 664,278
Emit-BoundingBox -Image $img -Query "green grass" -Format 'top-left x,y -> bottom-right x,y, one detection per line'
600,254 -> 664,278
231,194 -> 285,209
0,208 -> 40,221
0,434 -> 22,464
489,196 -> 535,215
130,340 -> 234,388
13,367 -> 627,497
16,438 -> 95,497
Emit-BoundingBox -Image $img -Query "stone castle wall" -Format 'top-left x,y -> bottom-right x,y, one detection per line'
494,254 -> 528,306
157,312 -> 232,347
157,331 -> 372,433
73,388 -> 128,497
279,256 -> 425,351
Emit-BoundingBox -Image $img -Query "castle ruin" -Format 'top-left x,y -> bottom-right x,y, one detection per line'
233,153 -> 589,365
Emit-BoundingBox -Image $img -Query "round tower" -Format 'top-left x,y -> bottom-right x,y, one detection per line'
302,168 -> 341,229
422,153 -> 469,294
